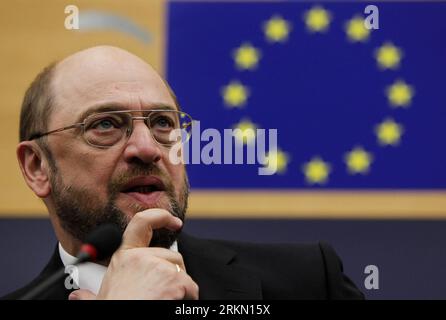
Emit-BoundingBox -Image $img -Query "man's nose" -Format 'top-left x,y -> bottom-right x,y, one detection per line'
122,120 -> 162,164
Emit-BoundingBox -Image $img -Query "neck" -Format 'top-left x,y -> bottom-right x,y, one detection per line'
49,213 -> 82,257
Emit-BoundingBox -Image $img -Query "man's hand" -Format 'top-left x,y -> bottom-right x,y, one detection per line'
68,209 -> 199,300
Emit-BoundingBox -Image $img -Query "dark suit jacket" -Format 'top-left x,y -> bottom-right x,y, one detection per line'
2,233 -> 364,300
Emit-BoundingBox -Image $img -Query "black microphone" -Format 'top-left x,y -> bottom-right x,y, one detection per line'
20,224 -> 122,300
76,224 -> 122,263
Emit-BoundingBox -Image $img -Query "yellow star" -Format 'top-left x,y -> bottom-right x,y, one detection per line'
344,147 -> 373,174
375,118 -> 404,146
304,6 -> 332,33
345,15 -> 370,42
263,148 -> 289,174
233,43 -> 261,70
233,119 -> 257,144
221,81 -> 249,108
302,157 -> 331,185
386,80 -> 414,107
375,42 -> 403,70
263,15 -> 291,43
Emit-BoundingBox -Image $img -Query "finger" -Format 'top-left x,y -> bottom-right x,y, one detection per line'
143,248 -> 187,271
181,274 -> 199,300
121,209 -> 182,250
69,289 -> 97,300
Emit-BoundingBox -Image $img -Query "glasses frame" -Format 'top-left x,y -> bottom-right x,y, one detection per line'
28,109 -> 194,149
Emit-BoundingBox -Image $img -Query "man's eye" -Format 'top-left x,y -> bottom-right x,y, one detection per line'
91,118 -> 119,130
152,116 -> 174,129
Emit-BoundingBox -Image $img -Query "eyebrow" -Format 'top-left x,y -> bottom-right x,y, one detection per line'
75,103 -> 177,123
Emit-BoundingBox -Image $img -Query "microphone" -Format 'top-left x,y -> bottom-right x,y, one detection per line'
76,224 -> 123,263
20,224 -> 122,300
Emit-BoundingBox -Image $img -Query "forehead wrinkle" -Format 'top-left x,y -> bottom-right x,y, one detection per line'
51,79 -> 176,125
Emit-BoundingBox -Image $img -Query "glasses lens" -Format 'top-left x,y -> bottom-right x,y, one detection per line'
84,113 -> 129,147
148,111 -> 193,145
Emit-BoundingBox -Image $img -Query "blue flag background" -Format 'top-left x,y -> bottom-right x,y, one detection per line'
167,1 -> 446,190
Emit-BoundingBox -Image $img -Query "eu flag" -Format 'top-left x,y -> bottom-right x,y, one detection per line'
166,1 -> 446,216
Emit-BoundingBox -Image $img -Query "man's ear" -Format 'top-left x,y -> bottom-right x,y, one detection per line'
16,141 -> 51,198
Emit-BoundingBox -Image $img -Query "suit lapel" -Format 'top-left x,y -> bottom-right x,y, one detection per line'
9,245 -> 73,300
178,233 -> 262,300
36,245 -> 74,300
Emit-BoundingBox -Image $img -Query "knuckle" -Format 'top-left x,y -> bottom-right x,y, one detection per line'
109,251 -> 124,266
133,211 -> 147,223
186,277 -> 199,295
160,285 -> 184,300
171,252 -> 184,263
193,282 -> 199,294
172,287 -> 185,300
153,259 -> 173,275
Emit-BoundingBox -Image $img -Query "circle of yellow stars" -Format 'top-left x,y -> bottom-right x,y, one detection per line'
221,5 -> 415,185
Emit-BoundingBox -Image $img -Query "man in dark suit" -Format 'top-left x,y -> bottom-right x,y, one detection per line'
4,46 -> 363,300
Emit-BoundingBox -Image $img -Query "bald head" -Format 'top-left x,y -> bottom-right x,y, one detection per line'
57,45 -> 152,74
53,46 -> 164,102
20,46 -> 177,143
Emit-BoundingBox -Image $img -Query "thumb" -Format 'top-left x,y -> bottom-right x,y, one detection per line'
69,289 -> 97,300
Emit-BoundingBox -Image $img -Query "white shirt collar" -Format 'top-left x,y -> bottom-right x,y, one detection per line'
59,241 -> 178,295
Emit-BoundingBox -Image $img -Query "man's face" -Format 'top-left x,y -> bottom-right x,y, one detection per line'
43,48 -> 188,248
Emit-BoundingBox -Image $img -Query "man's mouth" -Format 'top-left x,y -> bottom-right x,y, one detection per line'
120,176 -> 166,206
124,185 -> 163,193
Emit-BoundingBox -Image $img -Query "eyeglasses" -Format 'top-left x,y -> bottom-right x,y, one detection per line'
29,109 -> 194,148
